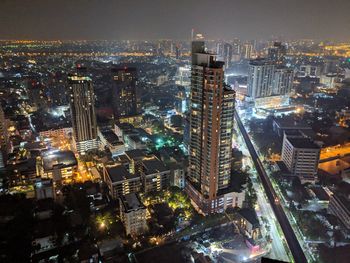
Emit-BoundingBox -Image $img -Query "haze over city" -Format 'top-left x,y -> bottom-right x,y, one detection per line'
1,0 -> 350,40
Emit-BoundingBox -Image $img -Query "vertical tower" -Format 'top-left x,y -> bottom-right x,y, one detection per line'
67,67 -> 98,154
0,105 -> 8,168
247,59 -> 275,99
112,67 -> 139,120
268,42 -> 287,64
186,41 -> 236,214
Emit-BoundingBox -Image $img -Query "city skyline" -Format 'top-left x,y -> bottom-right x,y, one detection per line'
1,0 -> 350,41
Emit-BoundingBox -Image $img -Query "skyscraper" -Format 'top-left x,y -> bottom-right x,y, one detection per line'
248,58 -> 294,100
186,41 -> 239,214
0,105 -> 8,168
268,42 -> 287,64
67,67 -> 98,154
247,58 -> 275,99
112,67 -> 139,120
243,43 -> 254,59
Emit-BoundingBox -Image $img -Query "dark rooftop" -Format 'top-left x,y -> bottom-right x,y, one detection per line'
125,149 -> 147,160
42,150 -> 77,170
287,137 -> 320,149
238,208 -> 260,228
142,157 -> 168,174
120,193 -> 145,212
100,129 -> 122,146
105,164 -> 139,183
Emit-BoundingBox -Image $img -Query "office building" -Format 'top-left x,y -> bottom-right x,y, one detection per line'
119,193 -> 147,236
67,68 -> 98,154
112,67 -> 139,120
186,41 -> 238,214
281,134 -> 320,184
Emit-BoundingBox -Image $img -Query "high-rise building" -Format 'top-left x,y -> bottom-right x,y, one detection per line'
0,105 -> 8,168
67,67 -> 98,154
247,59 -> 294,100
273,67 -> 294,95
186,41 -> 241,214
222,43 -> 233,69
112,67 -> 139,120
247,59 -> 275,99
267,42 -> 286,63
243,43 -> 254,59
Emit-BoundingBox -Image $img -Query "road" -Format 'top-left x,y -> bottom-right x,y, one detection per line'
235,128 -> 289,261
235,111 -> 308,263
253,177 -> 290,262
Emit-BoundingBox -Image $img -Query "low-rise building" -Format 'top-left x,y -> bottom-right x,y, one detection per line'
141,156 -> 170,192
36,150 -> 78,184
98,129 -> 125,156
103,163 -> 141,199
119,193 -> 147,236
236,208 -> 261,240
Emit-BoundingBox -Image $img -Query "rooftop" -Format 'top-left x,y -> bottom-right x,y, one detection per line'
238,208 -> 260,228
42,150 -> 77,171
287,137 -> 320,149
274,116 -> 311,129
100,130 -> 122,146
125,149 -> 147,160
120,193 -> 145,212
105,164 -> 139,183
142,156 -> 168,174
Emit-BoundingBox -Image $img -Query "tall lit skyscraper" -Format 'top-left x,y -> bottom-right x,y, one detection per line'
248,58 -> 294,100
112,67 -> 139,120
67,67 -> 98,154
247,58 -> 275,99
0,105 -> 8,168
186,41 -> 238,214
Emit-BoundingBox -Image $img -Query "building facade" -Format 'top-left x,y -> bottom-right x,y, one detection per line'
0,106 -> 8,168
247,59 -> 275,99
281,134 -> 320,184
67,68 -> 98,154
112,67 -> 139,120
186,41 -> 237,214
119,193 -> 148,236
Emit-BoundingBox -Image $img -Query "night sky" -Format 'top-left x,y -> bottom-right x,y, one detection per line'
1,0 -> 349,40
